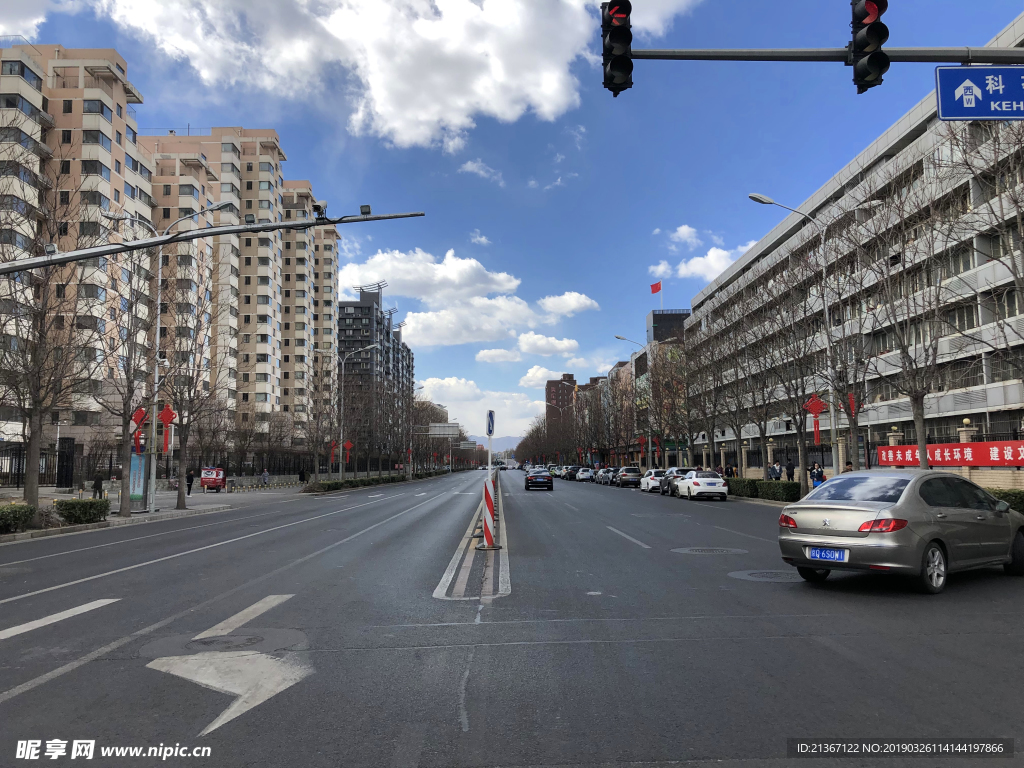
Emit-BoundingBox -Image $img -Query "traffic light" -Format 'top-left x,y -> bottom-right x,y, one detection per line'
850,0 -> 889,93
602,1 -> 632,96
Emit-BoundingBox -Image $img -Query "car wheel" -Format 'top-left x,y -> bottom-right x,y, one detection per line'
1004,530 -> 1024,576
797,567 -> 830,583
919,541 -> 947,594
670,485 -> 677,497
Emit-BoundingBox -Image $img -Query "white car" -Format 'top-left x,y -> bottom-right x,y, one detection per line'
576,468 -> 594,482
640,469 -> 666,492
675,470 -> 728,501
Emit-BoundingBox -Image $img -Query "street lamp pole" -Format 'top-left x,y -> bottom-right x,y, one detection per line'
749,193 -> 840,480
338,343 -> 376,481
105,202 -> 231,514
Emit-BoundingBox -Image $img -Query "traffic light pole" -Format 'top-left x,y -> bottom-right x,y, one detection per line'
630,47 -> 1024,64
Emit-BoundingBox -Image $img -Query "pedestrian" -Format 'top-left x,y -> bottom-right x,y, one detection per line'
768,461 -> 782,481
810,462 -> 825,488
298,468 -> 306,483
715,464 -> 724,476
262,468 -> 269,486
843,461 -> 854,473
785,459 -> 795,482
724,464 -> 734,478
92,472 -> 103,499
186,469 -> 194,497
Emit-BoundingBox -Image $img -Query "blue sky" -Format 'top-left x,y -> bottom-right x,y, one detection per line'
13,0 -> 1024,436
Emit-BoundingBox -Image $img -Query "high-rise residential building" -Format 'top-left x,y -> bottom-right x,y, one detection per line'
0,40 -> 156,460
336,286 -> 414,468
545,373 -> 576,425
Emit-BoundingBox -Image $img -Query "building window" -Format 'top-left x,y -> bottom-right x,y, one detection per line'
82,100 -> 112,121
62,99 -> 72,113
59,190 -> 70,205
60,129 -> 72,144
162,207 -> 171,219
115,130 -> 122,145
116,104 -> 123,118
114,159 -> 121,174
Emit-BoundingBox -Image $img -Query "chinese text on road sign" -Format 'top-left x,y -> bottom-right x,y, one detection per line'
937,66 -> 1024,121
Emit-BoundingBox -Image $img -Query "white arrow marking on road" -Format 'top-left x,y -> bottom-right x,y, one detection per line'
147,651 -> 312,736
193,595 -> 293,640
0,599 -> 120,641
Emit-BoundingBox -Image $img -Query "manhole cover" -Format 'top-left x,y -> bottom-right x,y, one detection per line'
672,547 -> 748,555
185,634 -> 264,652
728,570 -> 803,583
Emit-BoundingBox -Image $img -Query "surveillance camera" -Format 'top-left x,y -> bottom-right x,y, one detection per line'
360,204 -> 371,216
312,203 -> 325,217
244,214 -> 255,225
44,243 -> 59,257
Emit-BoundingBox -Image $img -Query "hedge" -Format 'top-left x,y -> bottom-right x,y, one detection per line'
54,498 -> 109,525
0,503 -> 34,534
302,475 -> 413,493
988,488 -> 1024,513
755,480 -> 802,502
726,478 -> 759,498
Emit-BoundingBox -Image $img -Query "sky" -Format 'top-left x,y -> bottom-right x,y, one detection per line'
6,0 -> 1023,438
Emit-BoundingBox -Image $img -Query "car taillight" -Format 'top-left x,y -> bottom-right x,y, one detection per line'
722,481 -> 728,487
692,481 -> 700,486
858,518 -> 909,533
778,513 -> 797,529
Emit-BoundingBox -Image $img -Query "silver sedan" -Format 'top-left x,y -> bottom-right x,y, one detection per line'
777,469 -> 1024,594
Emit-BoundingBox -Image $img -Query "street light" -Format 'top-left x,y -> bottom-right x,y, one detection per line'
338,343 -> 376,481
748,192 -> 840,481
104,201 -> 233,514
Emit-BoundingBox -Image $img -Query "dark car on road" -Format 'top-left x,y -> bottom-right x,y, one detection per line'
564,465 -> 582,480
616,466 -> 642,488
660,467 -> 696,495
525,468 -> 554,491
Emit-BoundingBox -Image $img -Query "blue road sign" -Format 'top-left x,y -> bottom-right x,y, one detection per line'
486,410 -> 495,437
937,66 -> 1024,121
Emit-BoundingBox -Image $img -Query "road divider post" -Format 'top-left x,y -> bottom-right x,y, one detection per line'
476,469 -> 501,551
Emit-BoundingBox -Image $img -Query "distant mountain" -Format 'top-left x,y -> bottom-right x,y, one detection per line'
469,435 -> 522,452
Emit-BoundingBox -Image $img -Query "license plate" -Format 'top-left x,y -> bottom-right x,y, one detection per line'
809,547 -> 847,562
707,482 -> 718,486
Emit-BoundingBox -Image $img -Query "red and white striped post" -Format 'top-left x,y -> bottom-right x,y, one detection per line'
476,470 -> 501,551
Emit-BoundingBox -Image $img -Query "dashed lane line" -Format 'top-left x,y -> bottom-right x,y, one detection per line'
606,526 -> 652,549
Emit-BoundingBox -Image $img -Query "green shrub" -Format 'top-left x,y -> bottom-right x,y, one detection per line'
727,478 -> 759,498
755,480 -> 802,502
988,488 -> 1024,513
54,498 -> 109,525
0,503 -> 34,534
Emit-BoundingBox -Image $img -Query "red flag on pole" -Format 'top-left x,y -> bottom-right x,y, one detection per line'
650,281 -> 662,294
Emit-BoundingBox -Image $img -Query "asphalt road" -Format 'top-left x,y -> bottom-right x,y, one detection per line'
1,470 -> 1023,767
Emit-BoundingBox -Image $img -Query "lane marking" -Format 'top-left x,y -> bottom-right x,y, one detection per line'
193,595 -> 294,640
452,539 -> 478,598
564,503 -> 579,511
713,525 -> 775,543
415,493 -> 427,497
0,508 -> 287,567
497,480 -> 510,597
433,500 -> 484,601
0,599 -> 120,641
0,494 -> 443,706
368,494 -> 383,498
606,526 -> 651,549
0,494 -> 405,606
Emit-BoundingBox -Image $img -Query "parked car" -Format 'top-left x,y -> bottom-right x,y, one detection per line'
564,465 -> 582,480
778,469 -> 1024,594
595,469 -> 609,485
675,470 -> 728,501
616,466 -> 642,488
604,467 -> 622,485
660,467 -> 696,496
525,468 -> 554,491
576,468 -> 594,482
640,469 -> 666,492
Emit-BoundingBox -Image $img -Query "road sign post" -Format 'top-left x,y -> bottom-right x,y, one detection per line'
937,66 -> 1024,120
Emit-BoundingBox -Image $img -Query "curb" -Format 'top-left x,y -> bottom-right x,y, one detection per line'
0,504 -> 234,546
731,496 -> 790,508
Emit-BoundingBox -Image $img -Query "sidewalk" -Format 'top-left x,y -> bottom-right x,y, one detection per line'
0,490 -> 237,545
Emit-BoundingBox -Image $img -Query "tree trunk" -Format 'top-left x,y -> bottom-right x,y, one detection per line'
911,394 -> 929,469
795,428 -> 808,498
24,408 -> 42,521
176,423 -> 190,510
118,417 -> 134,518
757,425 -> 769,481
849,413 -> 861,470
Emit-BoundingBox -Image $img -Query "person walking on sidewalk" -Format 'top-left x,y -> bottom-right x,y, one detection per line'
92,473 -> 103,499
262,468 -> 270,486
186,470 -> 194,497
785,459 -> 795,482
768,462 -> 782,481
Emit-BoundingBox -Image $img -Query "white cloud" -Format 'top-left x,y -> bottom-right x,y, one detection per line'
706,232 -> 725,246
458,159 -> 505,187
668,224 -> 702,250
35,1 -> 705,153
476,348 -> 521,363
337,235 -> 362,260
419,376 -> 544,436
403,295 -> 536,346
518,331 -> 579,357
544,177 -> 565,190
674,240 -> 757,282
338,248 -> 518,303
554,153 -> 565,163
537,291 -> 599,317
566,124 -> 587,149
518,365 -> 563,389
470,229 -> 491,245
648,260 -> 673,279
652,228 -> 661,235
565,356 -> 587,368
527,179 -> 539,189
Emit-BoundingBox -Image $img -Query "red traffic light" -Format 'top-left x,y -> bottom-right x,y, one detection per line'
603,1 -> 631,27
852,0 -> 887,24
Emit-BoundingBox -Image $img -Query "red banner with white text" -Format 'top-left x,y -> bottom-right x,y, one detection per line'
877,441 -> 1024,468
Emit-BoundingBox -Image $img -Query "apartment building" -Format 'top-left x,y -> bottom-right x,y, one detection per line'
545,373 -> 576,426
0,40 -> 155,456
337,286 -> 414,463
681,12 -> 1024,470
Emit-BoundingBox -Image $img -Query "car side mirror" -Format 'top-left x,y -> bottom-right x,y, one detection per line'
995,500 -> 1011,514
